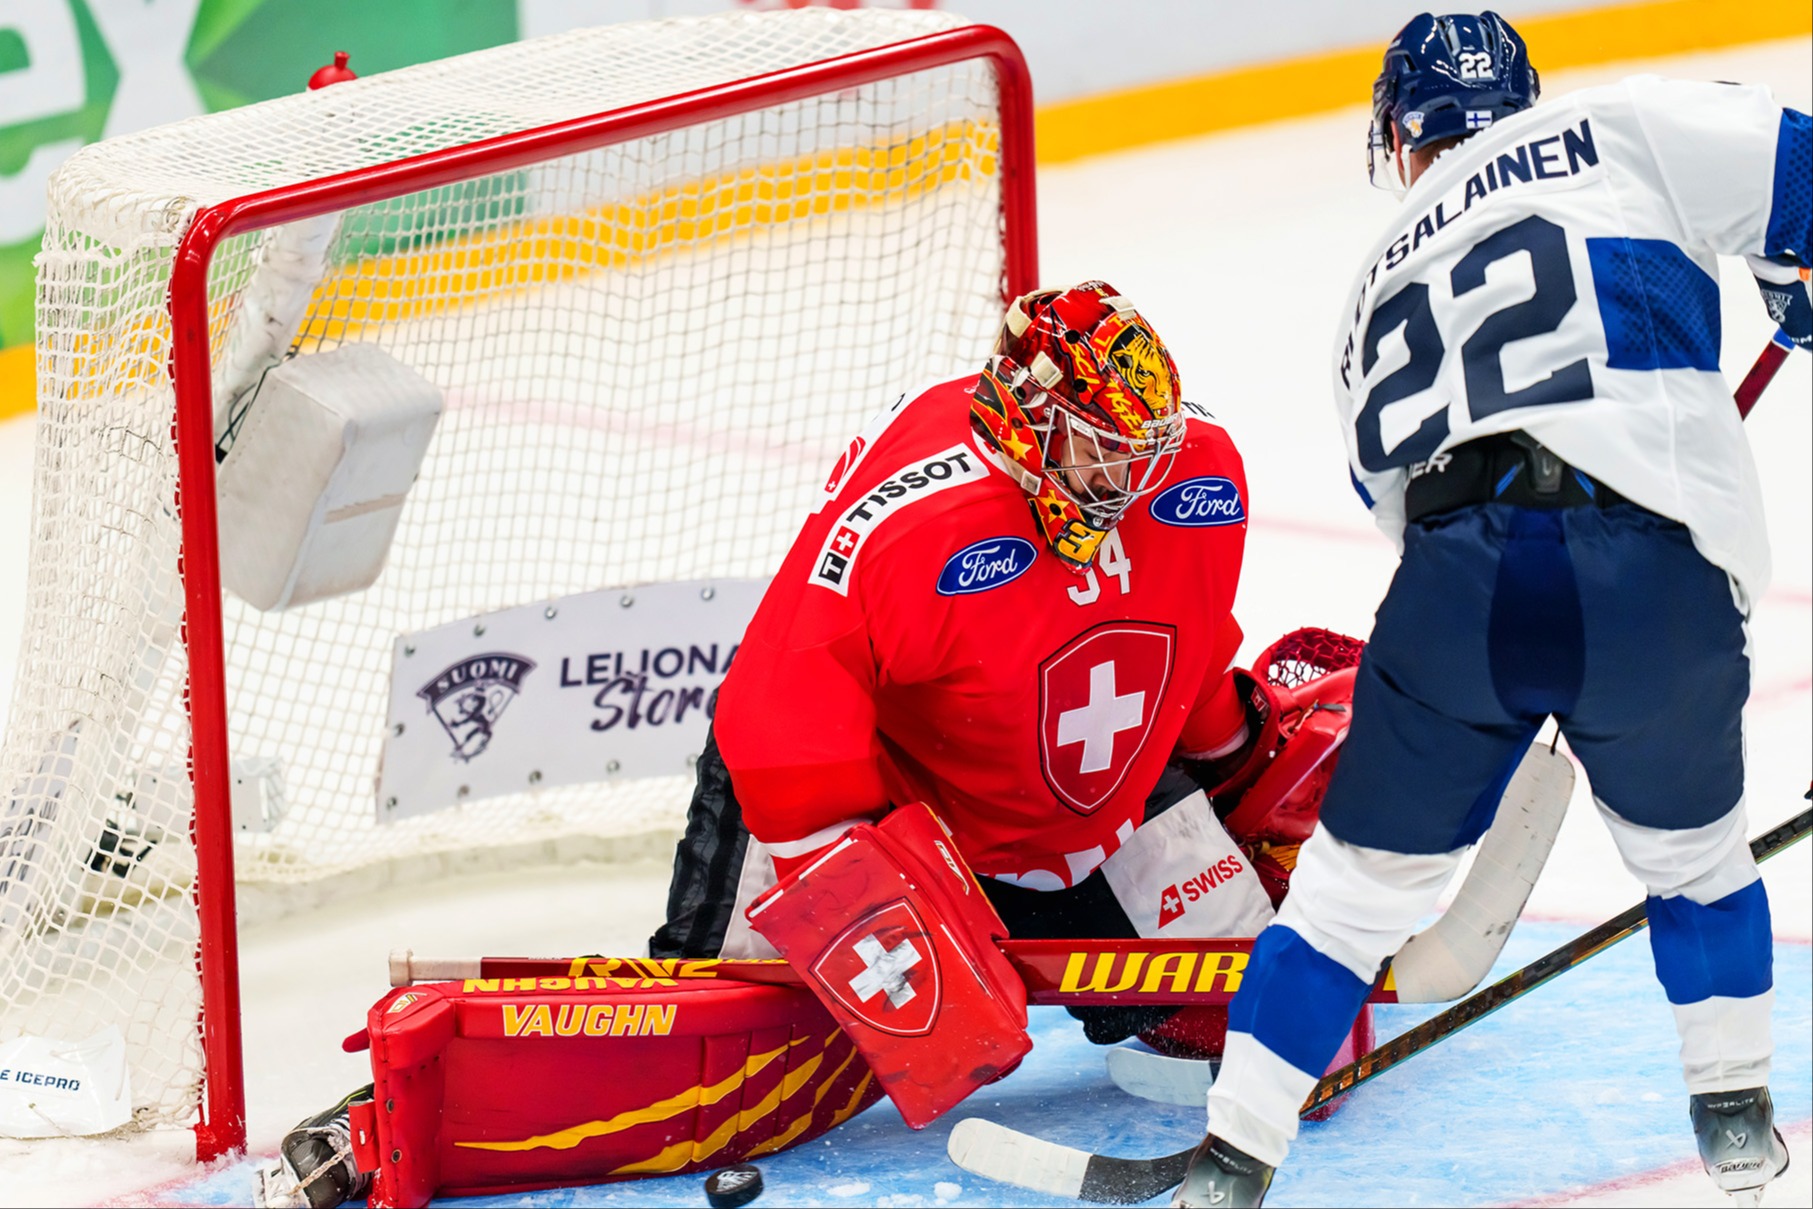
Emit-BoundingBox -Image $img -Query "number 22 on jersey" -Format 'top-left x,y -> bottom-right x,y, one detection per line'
1352,214 -> 1596,472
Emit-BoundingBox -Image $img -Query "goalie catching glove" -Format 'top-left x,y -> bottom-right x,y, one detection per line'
745,802 -> 1030,1129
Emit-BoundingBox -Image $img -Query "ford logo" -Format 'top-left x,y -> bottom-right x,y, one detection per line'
936,536 -> 1038,595
1150,476 -> 1245,527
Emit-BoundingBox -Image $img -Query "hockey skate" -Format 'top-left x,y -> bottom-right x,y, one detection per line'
1172,1135 -> 1273,1208
1693,1087 -> 1790,1206
253,1087 -> 372,1209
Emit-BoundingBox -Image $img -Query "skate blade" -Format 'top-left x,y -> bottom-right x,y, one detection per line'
1727,1187 -> 1765,1207
253,1159 -> 308,1209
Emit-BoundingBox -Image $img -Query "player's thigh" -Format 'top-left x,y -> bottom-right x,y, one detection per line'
1319,509 -> 1536,854
1559,508 -> 1747,830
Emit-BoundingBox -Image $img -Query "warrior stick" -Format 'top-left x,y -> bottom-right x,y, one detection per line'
947,807 -> 1812,1205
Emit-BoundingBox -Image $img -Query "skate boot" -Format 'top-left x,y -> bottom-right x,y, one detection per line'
1172,1135 -> 1273,1208
1692,1086 -> 1790,1206
253,1086 -> 374,1209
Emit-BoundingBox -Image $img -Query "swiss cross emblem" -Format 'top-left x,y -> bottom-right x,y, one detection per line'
831,526 -> 860,557
1158,884 -> 1185,929
811,899 -> 942,1036
1038,622 -> 1175,815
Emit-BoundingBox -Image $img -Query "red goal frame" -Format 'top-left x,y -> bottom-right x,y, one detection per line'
163,25 -> 1036,1160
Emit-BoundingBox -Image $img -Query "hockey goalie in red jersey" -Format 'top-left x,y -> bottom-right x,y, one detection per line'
257,284 -> 1370,1209
652,281 -> 1373,1123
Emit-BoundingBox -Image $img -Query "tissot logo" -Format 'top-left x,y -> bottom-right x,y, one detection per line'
808,444 -> 989,596
1149,476 -> 1245,527
417,653 -> 536,762
936,536 -> 1037,595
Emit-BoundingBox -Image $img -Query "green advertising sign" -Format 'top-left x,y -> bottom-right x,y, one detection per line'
0,0 -> 519,350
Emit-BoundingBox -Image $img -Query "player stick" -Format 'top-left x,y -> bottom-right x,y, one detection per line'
1106,742 -> 1574,1108
946,807 -> 1812,1205
1385,741 -> 1573,1002
1734,330 -> 1793,419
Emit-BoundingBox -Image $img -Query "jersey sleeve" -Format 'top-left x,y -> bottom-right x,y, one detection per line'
1624,77 -> 1811,266
1176,613 -> 1248,758
713,548 -> 891,847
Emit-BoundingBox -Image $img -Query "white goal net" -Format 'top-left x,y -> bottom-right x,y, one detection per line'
3,7 -> 1026,1145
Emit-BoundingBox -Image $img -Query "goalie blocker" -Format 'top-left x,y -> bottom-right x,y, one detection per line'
745,802 -> 1032,1129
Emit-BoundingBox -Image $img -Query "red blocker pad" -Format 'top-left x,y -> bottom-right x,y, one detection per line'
347,976 -> 881,1209
745,803 -> 1031,1129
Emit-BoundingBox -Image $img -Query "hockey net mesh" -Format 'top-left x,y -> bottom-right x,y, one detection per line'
4,8 -> 1008,1126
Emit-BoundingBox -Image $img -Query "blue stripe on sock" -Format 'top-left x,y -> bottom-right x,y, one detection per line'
1229,925 -> 1374,1078
1648,879 -> 1773,1005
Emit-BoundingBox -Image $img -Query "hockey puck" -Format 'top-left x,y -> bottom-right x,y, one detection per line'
704,1163 -> 764,1208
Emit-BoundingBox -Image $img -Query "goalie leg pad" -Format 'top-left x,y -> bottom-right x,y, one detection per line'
352,976 -> 879,1208
745,802 -> 1030,1130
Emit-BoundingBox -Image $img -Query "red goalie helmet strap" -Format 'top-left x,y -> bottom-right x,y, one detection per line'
971,281 -> 1185,571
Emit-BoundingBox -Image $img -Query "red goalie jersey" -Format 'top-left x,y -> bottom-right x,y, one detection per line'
715,375 -> 1253,889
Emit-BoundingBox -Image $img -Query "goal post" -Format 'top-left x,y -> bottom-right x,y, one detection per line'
9,8 -> 1034,1161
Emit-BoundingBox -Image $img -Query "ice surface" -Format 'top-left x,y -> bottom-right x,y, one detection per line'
0,35 -> 1807,1209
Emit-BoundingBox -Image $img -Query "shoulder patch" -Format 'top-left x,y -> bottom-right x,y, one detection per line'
936,536 -> 1038,596
1149,475 -> 1245,527
810,444 -> 990,595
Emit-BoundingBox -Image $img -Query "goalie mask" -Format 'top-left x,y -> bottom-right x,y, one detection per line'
971,282 -> 1186,572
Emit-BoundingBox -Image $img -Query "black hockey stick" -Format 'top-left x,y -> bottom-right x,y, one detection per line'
947,807 -> 1812,1205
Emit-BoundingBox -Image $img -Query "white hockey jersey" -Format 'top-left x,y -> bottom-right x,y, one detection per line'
1333,76 -> 1810,610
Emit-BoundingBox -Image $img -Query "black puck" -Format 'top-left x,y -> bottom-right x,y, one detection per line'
704,1163 -> 764,1208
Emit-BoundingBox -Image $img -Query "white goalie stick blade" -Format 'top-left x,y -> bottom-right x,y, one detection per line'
1104,1046 -> 1215,1108
1388,740 -> 1574,1003
947,1118 -> 1093,1201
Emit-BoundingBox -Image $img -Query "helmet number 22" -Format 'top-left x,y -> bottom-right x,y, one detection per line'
1457,50 -> 1494,80
1067,530 -> 1132,606
1354,214 -> 1594,472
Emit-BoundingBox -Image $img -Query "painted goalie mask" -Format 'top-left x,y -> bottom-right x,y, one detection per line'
971,281 -> 1186,571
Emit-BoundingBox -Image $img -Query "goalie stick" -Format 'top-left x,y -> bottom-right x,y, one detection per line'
946,806 -> 1813,1205
1107,740 -> 1574,1108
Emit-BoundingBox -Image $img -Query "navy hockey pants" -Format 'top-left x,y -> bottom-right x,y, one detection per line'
1321,502 -> 1749,854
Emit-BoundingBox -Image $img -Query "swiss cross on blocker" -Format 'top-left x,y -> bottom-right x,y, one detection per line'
1039,622 -> 1175,814
812,899 -> 942,1036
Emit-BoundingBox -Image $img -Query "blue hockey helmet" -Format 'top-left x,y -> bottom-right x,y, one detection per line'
1368,11 -> 1539,192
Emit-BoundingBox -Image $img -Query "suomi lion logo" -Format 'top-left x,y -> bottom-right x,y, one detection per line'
417,653 -> 537,762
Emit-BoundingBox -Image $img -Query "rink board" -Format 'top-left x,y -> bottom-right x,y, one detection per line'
162,921 -> 1811,1208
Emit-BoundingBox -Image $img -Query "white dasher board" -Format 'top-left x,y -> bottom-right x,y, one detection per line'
377,578 -> 766,822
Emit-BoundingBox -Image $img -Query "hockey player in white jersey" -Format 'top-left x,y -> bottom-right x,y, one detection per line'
1178,12 -> 1809,1208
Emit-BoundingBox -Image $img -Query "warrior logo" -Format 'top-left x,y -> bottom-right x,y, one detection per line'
1038,623 -> 1175,815
417,653 -> 537,762
812,899 -> 942,1036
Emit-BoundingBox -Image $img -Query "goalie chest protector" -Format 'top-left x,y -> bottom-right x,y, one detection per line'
349,973 -> 881,1208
